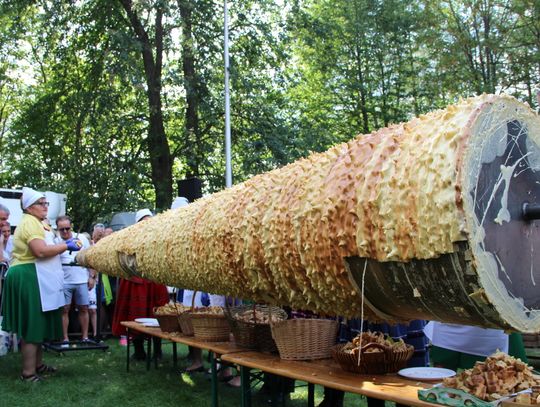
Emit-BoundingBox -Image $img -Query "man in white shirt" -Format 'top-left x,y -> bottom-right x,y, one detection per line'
55,215 -> 96,344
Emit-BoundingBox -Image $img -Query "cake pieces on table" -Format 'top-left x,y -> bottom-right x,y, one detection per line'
443,351 -> 540,402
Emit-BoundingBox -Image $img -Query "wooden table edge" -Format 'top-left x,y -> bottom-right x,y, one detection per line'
221,352 -> 438,407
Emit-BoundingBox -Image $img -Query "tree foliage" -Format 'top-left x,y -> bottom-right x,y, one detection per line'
0,0 -> 538,230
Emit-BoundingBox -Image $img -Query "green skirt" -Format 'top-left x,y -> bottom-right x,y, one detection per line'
1,262 -> 62,343
431,332 -> 528,370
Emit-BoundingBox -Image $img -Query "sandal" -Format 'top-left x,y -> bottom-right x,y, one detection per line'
20,374 -> 43,382
180,365 -> 206,374
36,364 -> 57,374
226,377 -> 241,388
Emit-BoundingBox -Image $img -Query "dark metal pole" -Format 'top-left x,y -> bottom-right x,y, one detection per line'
210,351 -> 218,407
126,327 -> 130,372
240,365 -> 251,407
522,202 -> 540,220
308,383 -> 315,407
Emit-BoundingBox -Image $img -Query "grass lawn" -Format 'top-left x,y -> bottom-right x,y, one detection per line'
0,338 -> 369,407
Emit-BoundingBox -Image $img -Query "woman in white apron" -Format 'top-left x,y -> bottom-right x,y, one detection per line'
0,188 -> 81,382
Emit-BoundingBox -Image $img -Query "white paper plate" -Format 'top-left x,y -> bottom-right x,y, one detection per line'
398,367 -> 456,381
134,318 -> 159,327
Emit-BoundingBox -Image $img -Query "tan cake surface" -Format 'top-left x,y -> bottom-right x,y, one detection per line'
78,94 -> 540,330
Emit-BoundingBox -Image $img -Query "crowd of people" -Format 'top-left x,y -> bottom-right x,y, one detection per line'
0,187 -> 529,407
0,188 -> 218,383
0,188 -> 83,381
0,188 -> 172,381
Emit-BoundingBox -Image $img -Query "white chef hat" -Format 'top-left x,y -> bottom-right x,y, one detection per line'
22,187 -> 46,210
171,196 -> 189,209
135,208 -> 153,223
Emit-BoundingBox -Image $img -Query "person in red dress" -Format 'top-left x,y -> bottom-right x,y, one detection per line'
111,209 -> 169,360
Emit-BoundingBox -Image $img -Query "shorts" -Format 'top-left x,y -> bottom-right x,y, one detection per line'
64,283 -> 89,307
88,286 -> 97,310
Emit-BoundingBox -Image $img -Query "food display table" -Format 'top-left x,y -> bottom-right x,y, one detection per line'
121,321 -> 246,407
122,321 -> 439,407
121,321 -> 177,371
221,351 -> 438,407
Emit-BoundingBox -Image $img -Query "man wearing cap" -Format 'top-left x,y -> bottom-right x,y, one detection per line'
111,209 -> 169,360
54,215 -> 93,345
1,187 -> 81,381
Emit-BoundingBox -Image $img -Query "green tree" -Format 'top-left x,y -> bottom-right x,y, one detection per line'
1,1 -> 154,229
117,0 -> 173,211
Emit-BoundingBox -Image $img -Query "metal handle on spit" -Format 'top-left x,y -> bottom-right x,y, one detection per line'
522,202 -> 540,221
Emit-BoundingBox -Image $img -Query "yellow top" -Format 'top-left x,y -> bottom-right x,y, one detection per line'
11,213 -> 48,266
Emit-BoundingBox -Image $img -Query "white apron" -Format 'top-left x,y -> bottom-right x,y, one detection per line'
35,229 -> 65,312
424,322 -> 508,357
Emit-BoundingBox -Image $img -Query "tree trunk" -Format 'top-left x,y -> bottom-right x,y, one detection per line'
178,0 -> 200,178
118,0 -> 173,211
351,0 -> 370,134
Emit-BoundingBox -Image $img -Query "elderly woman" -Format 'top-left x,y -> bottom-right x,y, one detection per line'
0,221 -> 12,264
0,187 -> 81,382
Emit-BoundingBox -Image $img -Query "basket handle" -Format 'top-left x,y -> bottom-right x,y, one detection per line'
269,304 -> 280,328
190,290 -> 198,312
224,298 -> 234,319
360,342 -> 387,353
170,288 -> 182,316
359,342 -> 389,364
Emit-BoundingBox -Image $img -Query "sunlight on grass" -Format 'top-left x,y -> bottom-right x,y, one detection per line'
179,373 -> 197,387
0,339 -> 374,407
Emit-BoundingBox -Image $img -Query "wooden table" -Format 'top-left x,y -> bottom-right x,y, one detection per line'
222,351 -> 437,407
167,332 -> 247,355
121,321 -> 176,372
121,321 -> 247,369
122,322 -> 438,407
121,321 -> 246,407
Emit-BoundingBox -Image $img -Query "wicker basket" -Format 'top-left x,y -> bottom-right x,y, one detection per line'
154,313 -> 181,333
176,291 -> 206,336
331,342 -> 414,374
271,318 -> 339,360
190,312 -> 230,342
226,304 -> 287,352
178,312 -> 194,336
385,343 -> 414,372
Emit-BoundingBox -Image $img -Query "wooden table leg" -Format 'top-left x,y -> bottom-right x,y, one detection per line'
210,351 -> 218,407
240,365 -> 251,407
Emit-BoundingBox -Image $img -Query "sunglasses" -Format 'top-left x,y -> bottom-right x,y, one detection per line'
58,227 -> 72,232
